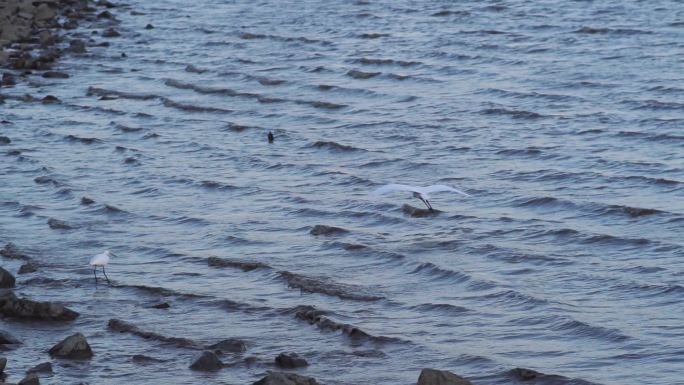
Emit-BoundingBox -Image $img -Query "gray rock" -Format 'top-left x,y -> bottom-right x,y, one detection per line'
18,372 -> 39,385
1,73 -> 16,87
206,338 -> 246,353
0,356 -> 6,373
42,71 -> 69,79
275,353 -> 308,368
0,136 -> 10,144
102,28 -> 120,38
417,368 -> 473,385
48,333 -> 93,359
0,330 -> 20,345
252,372 -> 319,385
0,267 -> 15,288
0,244 -> 30,261
27,362 -> 52,374
0,291 -> 79,321
189,351 -> 223,371
47,218 -> 74,229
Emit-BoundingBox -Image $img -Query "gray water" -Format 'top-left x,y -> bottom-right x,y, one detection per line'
1,0 -> 683,384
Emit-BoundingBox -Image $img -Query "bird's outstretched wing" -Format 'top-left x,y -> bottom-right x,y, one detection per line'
422,184 -> 471,197
372,184 -> 421,195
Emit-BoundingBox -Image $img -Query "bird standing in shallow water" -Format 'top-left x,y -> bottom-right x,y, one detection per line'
90,250 -> 114,285
268,131 -> 274,143
372,184 -> 471,212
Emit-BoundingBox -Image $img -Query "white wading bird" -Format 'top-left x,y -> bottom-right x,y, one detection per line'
90,250 -> 115,285
372,184 -> 471,212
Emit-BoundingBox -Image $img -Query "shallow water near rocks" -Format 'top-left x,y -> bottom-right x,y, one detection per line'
1,0 -> 683,384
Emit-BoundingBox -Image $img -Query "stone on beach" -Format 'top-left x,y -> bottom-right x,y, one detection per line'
252,372 -> 319,385
0,291 -> 79,321
417,368 -> 473,385
0,267 -> 16,288
48,333 -> 93,359
189,351 -> 223,371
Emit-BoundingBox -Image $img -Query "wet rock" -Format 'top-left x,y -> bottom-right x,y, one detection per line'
0,243 -> 31,261
0,356 -> 6,373
0,268 -> 15,288
294,306 -> 376,340
189,351 -> 223,371
279,271 -> 382,301
252,372 -> 319,385
207,256 -> 269,272
0,136 -> 10,145
18,262 -> 38,274
309,224 -> 348,236
42,71 -> 69,79
0,330 -> 20,345
47,218 -> 75,229
48,333 -> 93,359
268,131 -> 274,143
151,302 -> 170,309
63,19 -> 78,30
1,73 -> 15,87
97,10 -> 114,19
97,0 -> 118,9
417,368 -> 473,385
81,196 -> 95,205
206,338 -> 246,353
0,291 -> 79,321
145,24 -> 154,29
402,204 -> 440,218
27,362 -> 52,374
18,372 -> 40,385
275,352 -> 308,368
102,28 -> 120,38
41,95 -> 59,104
131,354 -> 165,365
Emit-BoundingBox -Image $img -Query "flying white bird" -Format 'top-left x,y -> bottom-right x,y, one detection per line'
372,184 -> 471,211
89,250 -> 114,285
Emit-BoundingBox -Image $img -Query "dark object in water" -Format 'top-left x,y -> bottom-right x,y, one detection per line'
48,333 -> 93,359
275,352 -> 308,368
268,131 -> 274,143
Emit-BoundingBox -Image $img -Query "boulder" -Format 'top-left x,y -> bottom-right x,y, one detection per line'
206,338 -> 246,353
253,372 -> 319,385
0,267 -> 15,288
48,333 -> 92,359
18,372 -> 39,385
417,368 -> 473,385
189,351 -> 223,371
275,353 -> 308,369
0,291 -> 79,321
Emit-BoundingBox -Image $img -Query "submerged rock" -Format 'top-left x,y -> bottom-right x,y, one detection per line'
0,291 -> 79,321
42,71 -> 69,79
252,372 -> 319,385
208,256 -> 269,271
402,204 -> 440,218
0,243 -> 31,261
0,330 -> 20,345
150,302 -> 170,309
0,356 -> 6,373
17,263 -> 38,274
26,362 -> 52,374
206,338 -> 247,353
108,318 -> 200,348
0,267 -> 16,288
417,368 -> 473,385
47,218 -> 75,229
275,352 -> 308,368
189,351 -> 223,371
309,224 -> 348,236
48,333 -> 93,359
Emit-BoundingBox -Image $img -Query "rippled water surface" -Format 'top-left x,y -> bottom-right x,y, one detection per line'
1,0 -> 683,384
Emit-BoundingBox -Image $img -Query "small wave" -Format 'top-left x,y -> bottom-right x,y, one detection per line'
108,318 -> 202,349
602,204 -> 664,218
298,100 -> 347,110
64,135 -> 102,144
575,26 -> 652,35
411,303 -> 469,315
358,32 -> 389,39
347,69 -> 381,79
279,271 -> 383,301
86,86 -> 158,100
496,147 -> 543,157
164,79 -> 256,98
481,108 -> 544,119
208,256 -> 270,271
411,262 -> 470,283
47,218 -> 77,230
351,57 -> 421,67
198,180 -> 236,191
309,141 -> 365,152
34,176 -> 61,186
431,10 -> 470,17
161,97 -> 232,113
258,78 -> 285,86
115,124 -> 143,132
293,305 -> 398,343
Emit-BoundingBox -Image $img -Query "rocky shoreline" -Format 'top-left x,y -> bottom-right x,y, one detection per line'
0,0 -> 125,89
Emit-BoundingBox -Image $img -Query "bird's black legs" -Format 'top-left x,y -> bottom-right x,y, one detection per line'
419,197 -> 433,212
102,266 -> 110,284
93,267 -> 98,286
